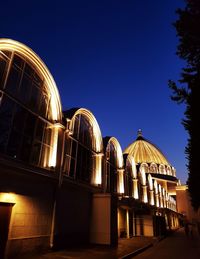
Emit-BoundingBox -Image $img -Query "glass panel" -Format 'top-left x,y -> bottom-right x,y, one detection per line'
0,95 -> 15,153
29,83 -> 40,112
43,126 -> 51,145
19,136 -> 32,162
18,73 -> 32,105
24,112 -> 36,138
39,93 -> 49,118
24,63 -> 34,78
30,141 -> 41,166
5,65 -> 22,95
33,71 -> 43,86
7,129 -> 22,158
40,144 -> 50,168
13,54 -> 24,69
12,104 -> 27,132
35,119 -> 45,142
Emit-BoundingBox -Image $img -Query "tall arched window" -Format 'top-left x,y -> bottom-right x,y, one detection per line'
105,141 -> 118,193
64,114 -> 95,183
124,159 -> 133,197
63,108 -> 103,185
0,41 -> 62,169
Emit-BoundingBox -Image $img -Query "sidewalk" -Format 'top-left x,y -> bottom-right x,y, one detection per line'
20,236 -> 159,259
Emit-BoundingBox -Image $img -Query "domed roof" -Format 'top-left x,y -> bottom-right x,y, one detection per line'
124,130 -> 170,166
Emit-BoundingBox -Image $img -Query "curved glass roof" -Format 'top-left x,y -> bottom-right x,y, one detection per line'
124,130 -> 171,166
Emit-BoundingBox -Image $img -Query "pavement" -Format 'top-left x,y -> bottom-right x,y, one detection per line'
133,227 -> 200,259
19,235 -> 161,259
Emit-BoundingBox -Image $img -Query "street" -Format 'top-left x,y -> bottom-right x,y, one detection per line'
133,228 -> 200,259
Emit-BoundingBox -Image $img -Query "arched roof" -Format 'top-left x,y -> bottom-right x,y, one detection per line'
0,38 -> 62,122
124,130 -> 171,166
64,108 -> 103,153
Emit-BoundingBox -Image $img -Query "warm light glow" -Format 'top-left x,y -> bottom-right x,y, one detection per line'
133,179 -> 139,199
126,210 -> 130,238
0,192 -> 16,203
154,180 -> 159,207
129,156 -> 137,178
124,138 -> 170,165
149,190 -> 154,206
176,185 -> 188,191
158,184 -> 163,208
148,174 -> 153,190
70,108 -> 103,152
139,166 -> 146,185
48,127 -> 58,167
0,39 -> 62,121
109,137 -> 124,168
92,153 -> 103,185
154,180 -> 158,194
118,169 -> 124,194
142,186 -> 148,203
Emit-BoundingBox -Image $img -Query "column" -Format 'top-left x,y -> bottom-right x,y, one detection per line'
92,153 -> 104,185
133,179 -> 139,199
117,169 -> 125,194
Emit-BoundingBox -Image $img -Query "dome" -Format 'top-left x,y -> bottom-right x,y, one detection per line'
124,130 -> 170,166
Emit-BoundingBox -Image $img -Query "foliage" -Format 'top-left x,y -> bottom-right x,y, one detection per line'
169,0 -> 200,210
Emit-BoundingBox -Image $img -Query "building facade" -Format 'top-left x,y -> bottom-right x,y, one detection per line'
0,39 -> 180,258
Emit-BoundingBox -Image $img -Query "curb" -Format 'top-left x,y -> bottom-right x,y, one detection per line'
120,243 -> 153,259
120,236 -> 165,259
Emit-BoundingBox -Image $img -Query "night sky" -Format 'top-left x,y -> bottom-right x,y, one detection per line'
1,0 -> 188,183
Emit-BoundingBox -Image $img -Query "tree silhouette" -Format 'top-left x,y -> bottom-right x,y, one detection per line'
169,0 -> 200,210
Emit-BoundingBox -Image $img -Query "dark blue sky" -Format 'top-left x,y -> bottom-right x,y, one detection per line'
1,0 -> 188,183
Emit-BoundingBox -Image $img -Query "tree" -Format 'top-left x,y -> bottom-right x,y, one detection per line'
169,0 -> 200,210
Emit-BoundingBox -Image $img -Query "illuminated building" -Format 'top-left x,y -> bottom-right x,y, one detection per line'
0,39 -> 181,258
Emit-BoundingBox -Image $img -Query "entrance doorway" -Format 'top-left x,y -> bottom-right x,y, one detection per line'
0,202 -> 13,258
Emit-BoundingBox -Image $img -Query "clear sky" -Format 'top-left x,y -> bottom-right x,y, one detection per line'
1,0 -> 188,183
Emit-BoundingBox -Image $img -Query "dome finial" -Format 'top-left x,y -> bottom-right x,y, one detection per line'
137,129 -> 142,137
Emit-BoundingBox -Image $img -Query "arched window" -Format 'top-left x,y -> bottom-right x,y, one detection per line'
63,109 -> 103,185
124,158 -> 134,197
0,40 -> 62,169
166,165 -> 172,175
140,162 -> 149,173
105,140 -> 118,193
159,164 -> 166,174
64,114 -> 94,182
105,137 -> 124,193
149,163 -> 158,173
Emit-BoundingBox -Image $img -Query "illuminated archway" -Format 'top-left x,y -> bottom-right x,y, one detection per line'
0,38 -> 62,121
0,38 -> 63,168
67,108 -> 103,185
105,137 -> 124,194
69,108 -> 103,153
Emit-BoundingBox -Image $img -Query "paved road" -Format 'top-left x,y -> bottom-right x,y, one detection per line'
133,228 -> 200,259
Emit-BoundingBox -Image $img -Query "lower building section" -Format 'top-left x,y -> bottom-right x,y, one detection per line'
0,166 -> 55,258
